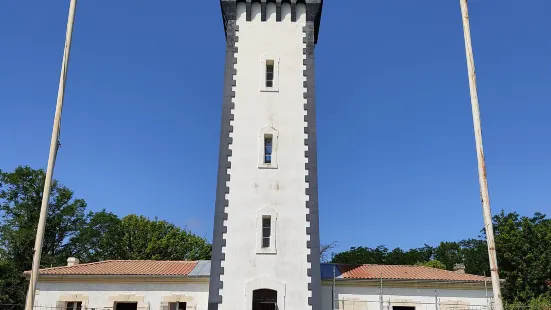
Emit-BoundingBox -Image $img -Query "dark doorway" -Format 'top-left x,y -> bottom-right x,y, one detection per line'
393,307 -> 415,310
65,302 -> 82,310
169,302 -> 186,310
115,303 -> 137,310
252,289 -> 277,310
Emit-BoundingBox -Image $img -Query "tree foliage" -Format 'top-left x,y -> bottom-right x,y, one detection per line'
0,166 -> 211,304
415,260 -> 446,270
492,211 -> 551,302
459,238 -> 489,276
69,212 -> 212,263
68,210 -> 123,263
0,166 -> 87,271
0,166 -> 87,304
0,259 -> 23,304
505,295 -> 551,310
331,244 -> 434,266
115,214 -> 211,261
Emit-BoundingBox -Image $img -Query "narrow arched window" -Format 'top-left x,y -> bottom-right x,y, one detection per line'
260,54 -> 279,92
256,208 -> 277,254
265,60 -> 275,88
258,126 -> 278,169
264,135 -> 273,164
262,216 -> 272,248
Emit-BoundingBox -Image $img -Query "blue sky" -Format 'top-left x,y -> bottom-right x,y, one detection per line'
1,0 -> 550,254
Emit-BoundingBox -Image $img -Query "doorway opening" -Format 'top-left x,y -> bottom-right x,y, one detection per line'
393,306 -> 415,310
114,303 -> 137,310
65,302 -> 82,310
169,302 -> 186,310
252,289 -> 277,310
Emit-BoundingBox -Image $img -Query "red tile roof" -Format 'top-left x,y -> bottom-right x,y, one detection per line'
27,260 -> 198,276
26,260 -> 489,282
337,264 -> 489,282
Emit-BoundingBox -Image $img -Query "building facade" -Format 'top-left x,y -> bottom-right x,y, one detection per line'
30,260 -> 495,310
209,1 -> 323,310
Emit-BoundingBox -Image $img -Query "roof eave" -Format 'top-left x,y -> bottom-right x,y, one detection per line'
322,278 -> 505,289
25,274 -> 208,279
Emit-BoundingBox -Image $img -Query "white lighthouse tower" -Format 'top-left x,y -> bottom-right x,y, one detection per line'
209,1 -> 323,310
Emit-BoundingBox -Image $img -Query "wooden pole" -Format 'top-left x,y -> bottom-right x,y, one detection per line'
379,274 -> 384,310
459,1 -> 503,310
24,1 -> 77,309
333,265 -> 337,310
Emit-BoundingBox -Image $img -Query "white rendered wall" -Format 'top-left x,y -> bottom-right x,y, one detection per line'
321,285 -> 493,310
221,2 -> 310,310
34,282 -> 209,310
33,280 -> 491,310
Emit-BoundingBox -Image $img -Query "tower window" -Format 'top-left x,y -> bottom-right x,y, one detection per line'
260,55 -> 279,92
256,207 -> 277,254
262,216 -> 271,248
265,60 -> 274,88
258,126 -> 278,169
264,135 -> 273,164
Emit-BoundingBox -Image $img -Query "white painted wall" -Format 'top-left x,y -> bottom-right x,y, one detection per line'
321,285 -> 492,310
221,2 -> 310,310
34,281 -> 491,310
34,282 -> 209,310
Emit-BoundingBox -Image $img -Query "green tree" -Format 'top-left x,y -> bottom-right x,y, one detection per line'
0,166 -> 212,304
331,245 -> 435,266
114,214 -> 211,261
492,211 -> 551,302
415,260 -> 446,270
0,259 -> 24,304
459,238 -> 489,276
0,166 -> 87,304
403,245 -> 434,265
67,210 -> 123,263
69,212 -> 212,263
505,295 -> 551,310
0,166 -> 87,270
433,241 -> 462,271
386,248 -> 407,265
331,245 -> 390,264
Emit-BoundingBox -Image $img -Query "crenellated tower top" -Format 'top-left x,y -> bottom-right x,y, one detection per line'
220,0 -> 323,43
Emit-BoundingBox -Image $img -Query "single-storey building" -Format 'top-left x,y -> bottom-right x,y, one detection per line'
27,259 -> 495,310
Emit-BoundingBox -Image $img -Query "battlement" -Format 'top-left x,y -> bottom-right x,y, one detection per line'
221,0 -> 323,43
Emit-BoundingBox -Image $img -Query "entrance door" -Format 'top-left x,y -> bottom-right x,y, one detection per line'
252,289 -> 277,310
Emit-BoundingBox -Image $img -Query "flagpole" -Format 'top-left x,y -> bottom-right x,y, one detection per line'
24,0 -> 77,309
459,1 -> 503,310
